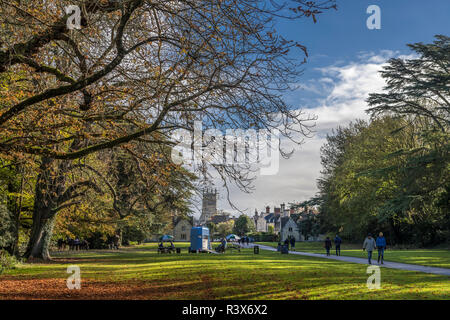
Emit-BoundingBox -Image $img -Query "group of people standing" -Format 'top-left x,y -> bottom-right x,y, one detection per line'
57,234 -> 121,251
276,236 -> 296,252
285,236 -> 296,250
57,238 -> 89,251
324,232 -> 387,264
324,235 -> 341,256
238,236 -> 250,246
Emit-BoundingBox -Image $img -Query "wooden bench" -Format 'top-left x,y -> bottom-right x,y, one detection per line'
158,247 -> 175,254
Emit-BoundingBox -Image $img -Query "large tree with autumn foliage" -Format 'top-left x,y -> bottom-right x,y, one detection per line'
0,0 -> 336,259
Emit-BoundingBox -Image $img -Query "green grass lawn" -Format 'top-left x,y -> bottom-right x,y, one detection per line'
255,242 -> 450,269
1,243 -> 449,300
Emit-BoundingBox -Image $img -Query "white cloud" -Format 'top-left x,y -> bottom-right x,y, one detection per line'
198,51 -> 404,217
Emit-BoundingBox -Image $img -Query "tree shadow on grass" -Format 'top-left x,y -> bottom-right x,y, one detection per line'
3,247 -> 448,300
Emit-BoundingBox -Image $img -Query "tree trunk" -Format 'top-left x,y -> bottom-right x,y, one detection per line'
389,218 -> 399,245
9,166 -> 24,257
23,158 -> 61,261
24,139 -> 85,261
24,210 -> 56,261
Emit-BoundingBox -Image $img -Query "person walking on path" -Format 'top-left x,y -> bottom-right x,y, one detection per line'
324,237 -> 332,256
363,233 -> 377,264
334,235 -> 342,256
376,232 -> 386,264
290,236 -> 296,251
284,238 -> 289,250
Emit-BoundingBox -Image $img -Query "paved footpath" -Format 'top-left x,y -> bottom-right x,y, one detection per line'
241,243 -> 450,276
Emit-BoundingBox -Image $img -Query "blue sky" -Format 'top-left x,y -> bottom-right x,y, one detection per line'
279,0 -> 450,75
208,1 -> 450,217
272,0 -> 450,109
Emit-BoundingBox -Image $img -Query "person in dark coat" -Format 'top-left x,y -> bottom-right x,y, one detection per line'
290,236 -> 296,251
324,237 -> 332,256
334,235 -> 342,256
277,242 -> 282,252
68,238 -> 74,251
284,238 -> 289,250
74,238 -> 80,251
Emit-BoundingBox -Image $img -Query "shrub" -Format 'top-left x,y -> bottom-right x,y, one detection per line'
0,203 -> 14,249
248,232 -> 279,242
122,224 -> 147,245
0,250 -> 20,274
86,232 -> 110,249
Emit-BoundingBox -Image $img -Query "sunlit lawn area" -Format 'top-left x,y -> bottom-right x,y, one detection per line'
1,243 -> 449,300
255,242 -> 450,269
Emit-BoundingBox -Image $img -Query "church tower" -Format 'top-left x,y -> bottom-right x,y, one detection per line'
281,203 -> 289,217
199,188 -> 217,225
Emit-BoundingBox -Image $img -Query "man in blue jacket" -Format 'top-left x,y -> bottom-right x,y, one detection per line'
376,232 -> 386,264
334,235 -> 342,256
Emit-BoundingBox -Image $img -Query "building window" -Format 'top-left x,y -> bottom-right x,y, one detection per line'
181,234 -> 186,240
288,227 -> 292,232
181,226 -> 185,231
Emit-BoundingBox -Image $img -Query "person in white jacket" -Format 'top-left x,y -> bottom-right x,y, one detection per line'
363,233 -> 377,264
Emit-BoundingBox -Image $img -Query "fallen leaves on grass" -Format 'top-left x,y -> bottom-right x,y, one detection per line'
0,277 -> 190,300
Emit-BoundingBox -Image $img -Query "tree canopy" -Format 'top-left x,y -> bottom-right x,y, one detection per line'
317,36 -> 449,245
0,0 -> 336,259
233,214 -> 255,236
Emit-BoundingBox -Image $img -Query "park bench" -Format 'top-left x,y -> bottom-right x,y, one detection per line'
158,246 -> 176,254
